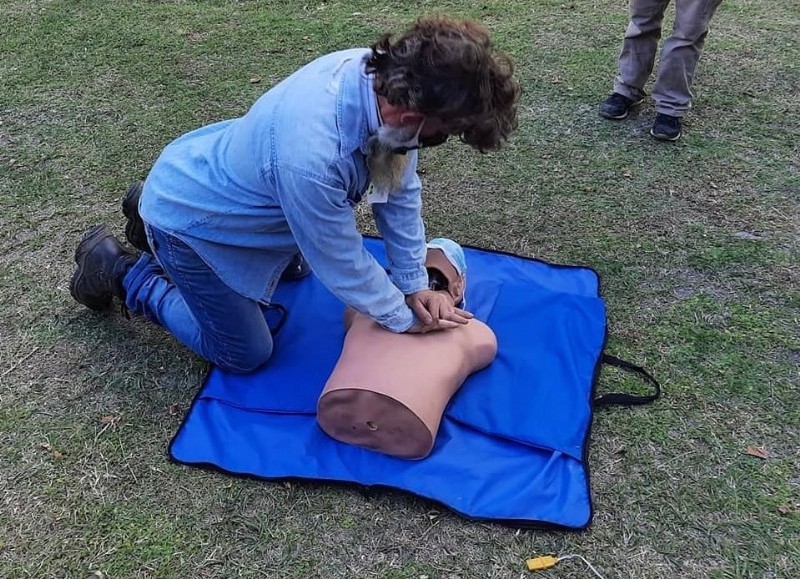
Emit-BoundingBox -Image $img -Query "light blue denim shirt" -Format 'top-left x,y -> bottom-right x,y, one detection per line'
139,49 -> 429,332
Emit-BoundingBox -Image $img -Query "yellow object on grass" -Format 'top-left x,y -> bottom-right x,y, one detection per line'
526,555 -> 559,571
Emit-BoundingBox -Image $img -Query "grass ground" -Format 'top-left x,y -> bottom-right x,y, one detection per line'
1,0 -> 798,577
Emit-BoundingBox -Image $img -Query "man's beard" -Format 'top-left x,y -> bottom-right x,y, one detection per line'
365,125 -> 417,193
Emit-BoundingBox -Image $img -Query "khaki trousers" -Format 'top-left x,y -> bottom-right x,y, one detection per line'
613,0 -> 723,117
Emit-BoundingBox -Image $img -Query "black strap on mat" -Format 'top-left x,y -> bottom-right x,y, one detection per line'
594,354 -> 661,407
264,303 -> 288,336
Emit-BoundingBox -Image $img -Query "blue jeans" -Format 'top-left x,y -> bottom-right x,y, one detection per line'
123,226 -> 273,373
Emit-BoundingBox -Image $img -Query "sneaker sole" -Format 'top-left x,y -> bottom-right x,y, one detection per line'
650,128 -> 682,141
599,110 -> 630,120
69,224 -> 114,311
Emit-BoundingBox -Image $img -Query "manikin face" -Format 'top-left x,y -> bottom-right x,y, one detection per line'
425,248 -> 465,308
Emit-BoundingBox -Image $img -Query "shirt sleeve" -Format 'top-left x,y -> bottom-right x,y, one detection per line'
272,164 -> 416,333
370,151 -> 429,295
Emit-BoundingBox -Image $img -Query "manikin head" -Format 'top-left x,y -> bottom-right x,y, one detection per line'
365,16 -> 520,193
425,238 -> 467,308
344,239 -> 468,331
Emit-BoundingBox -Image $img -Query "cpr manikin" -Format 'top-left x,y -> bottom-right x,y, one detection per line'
317,239 -> 497,459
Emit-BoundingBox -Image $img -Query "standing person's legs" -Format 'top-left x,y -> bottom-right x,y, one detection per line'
123,226 -> 273,373
651,0 -> 723,117
613,0 -> 672,101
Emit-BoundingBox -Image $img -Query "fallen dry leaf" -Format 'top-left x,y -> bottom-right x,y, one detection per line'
168,404 -> 181,416
249,77 -> 261,84
52,451 -> 64,460
777,503 -> 798,516
100,415 -> 119,425
744,446 -> 768,460
40,442 -> 52,451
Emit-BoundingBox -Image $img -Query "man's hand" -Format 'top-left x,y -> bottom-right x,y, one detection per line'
404,289 -> 473,332
405,318 -> 461,333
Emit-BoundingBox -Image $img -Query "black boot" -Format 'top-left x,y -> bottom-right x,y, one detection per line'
122,180 -> 151,253
280,253 -> 311,281
69,225 -> 139,311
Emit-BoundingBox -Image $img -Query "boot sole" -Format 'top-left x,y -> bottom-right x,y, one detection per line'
69,224 -> 114,310
121,181 -> 142,219
122,180 -> 151,253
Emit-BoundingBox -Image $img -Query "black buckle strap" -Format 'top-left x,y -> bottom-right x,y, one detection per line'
594,354 -> 661,407
264,303 -> 288,336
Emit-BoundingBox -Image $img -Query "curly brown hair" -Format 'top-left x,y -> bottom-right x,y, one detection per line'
367,16 -> 520,152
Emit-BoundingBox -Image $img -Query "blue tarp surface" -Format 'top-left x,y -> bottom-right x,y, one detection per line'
170,238 -> 606,529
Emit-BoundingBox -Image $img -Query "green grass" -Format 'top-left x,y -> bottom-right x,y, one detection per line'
1,0 -> 798,577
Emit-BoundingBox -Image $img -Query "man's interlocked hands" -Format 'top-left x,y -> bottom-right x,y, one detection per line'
404,289 -> 473,333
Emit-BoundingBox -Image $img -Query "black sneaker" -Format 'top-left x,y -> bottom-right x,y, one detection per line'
122,180 -> 151,253
280,253 -> 311,281
70,225 -> 139,310
599,93 -> 643,120
650,113 -> 682,141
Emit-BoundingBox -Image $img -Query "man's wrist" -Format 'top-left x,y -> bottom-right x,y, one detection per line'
376,302 -> 416,333
391,266 -> 429,295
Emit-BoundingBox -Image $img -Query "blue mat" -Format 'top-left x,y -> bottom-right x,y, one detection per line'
169,238 -> 657,529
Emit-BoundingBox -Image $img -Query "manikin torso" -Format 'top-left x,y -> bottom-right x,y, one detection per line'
317,300 -> 497,459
